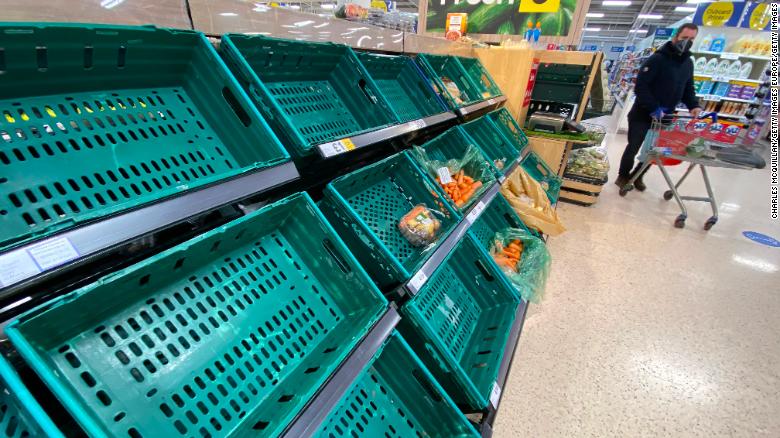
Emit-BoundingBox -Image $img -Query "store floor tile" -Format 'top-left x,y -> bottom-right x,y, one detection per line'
495,116 -> 779,437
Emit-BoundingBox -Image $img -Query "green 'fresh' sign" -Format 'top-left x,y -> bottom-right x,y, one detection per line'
426,0 -> 577,36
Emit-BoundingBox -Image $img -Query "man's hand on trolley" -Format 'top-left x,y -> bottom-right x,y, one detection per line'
650,107 -> 667,121
690,107 -> 703,118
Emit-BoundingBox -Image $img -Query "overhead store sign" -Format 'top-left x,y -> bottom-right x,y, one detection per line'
693,1 -> 746,27
425,0 -> 576,36
581,45 -> 598,51
611,47 -> 624,53
654,28 -> 673,38
739,2 -> 772,31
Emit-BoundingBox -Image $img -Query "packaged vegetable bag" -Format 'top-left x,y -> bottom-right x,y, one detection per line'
490,228 -> 551,303
501,167 -> 566,236
412,144 -> 495,212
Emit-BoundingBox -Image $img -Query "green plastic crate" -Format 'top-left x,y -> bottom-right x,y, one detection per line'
415,54 -> 482,110
522,151 -> 562,204
319,152 -> 459,289
0,355 -> 63,438
0,24 -> 289,252
460,116 -> 520,178
6,192 -> 387,438
456,57 -> 501,100
399,235 -> 518,409
356,52 -> 448,123
486,108 -> 529,154
312,331 -> 477,437
469,193 -> 531,252
411,127 -> 496,214
221,35 -> 399,158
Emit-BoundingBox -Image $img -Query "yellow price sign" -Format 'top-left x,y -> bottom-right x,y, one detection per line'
748,3 -> 771,30
701,2 -> 735,26
518,0 -> 560,13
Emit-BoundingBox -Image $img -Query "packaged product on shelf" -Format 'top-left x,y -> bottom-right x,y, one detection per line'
501,167 -> 566,236
565,146 -> 610,180
714,59 -> 731,77
704,58 -> 719,75
398,204 -> 443,246
713,81 -> 730,97
489,228 -> 551,303
709,34 -> 727,52
699,80 -> 714,95
697,34 -> 713,52
441,76 -> 464,104
739,85 -> 757,100
727,84 -> 744,99
694,57 -> 708,73
739,62 -> 752,79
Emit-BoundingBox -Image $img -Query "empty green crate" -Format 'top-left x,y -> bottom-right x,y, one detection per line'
415,54 -> 482,110
6,192 -> 387,438
399,236 -> 518,409
412,127 -> 496,214
522,151 -> 562,204
356,52 -> 447,123
469,193 -> 531,252
319,152 -> 459,289
456,57 -> 501,100
460,116 -> 520,178
221,35 -> 399,158
312,331 -> 477,438
0,24 -> 289,251
0,355 -> 63,438
486,108 -> 529,154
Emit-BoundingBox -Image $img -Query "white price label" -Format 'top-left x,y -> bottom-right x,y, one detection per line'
407,120 -> 426,131
720,52 -> 739,60
712,76 -> 727,83
409,271 -> 428,291
490,381 -> 502,408
466,200 -> 486,223
27,237 -> 79,270
437,167 -> 453,184
319,138 -> 356,158
0,250 -> 40,287
487,98 -> 496,105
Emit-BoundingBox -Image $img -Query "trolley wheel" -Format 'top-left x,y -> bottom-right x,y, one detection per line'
663,190 -> 673,201
704,217 -> 717,230
619,185 -> 632,197
674,215 -> 686,229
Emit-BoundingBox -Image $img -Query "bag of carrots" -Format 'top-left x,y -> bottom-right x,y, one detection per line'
500,166 -> 565,236
412,145 -> 494,211
490,228 -> 551,303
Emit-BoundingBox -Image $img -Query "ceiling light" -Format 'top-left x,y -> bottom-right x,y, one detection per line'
288,5 -> 300,9
586,13 -> 605,18
675,6 -> 698,12
584,27 -> 602,31
321,4 -> 335,9
219,12 -> 238,16
603,1 -> 632,6
686,0 -> 708,3
629,29 -> 648,33
638,13 -> 662,19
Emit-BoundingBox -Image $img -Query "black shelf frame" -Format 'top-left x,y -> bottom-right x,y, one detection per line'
315,112 -> 457,159
0,162 -> 299,308
456,96 -> 507,119
280,306 -> 401,437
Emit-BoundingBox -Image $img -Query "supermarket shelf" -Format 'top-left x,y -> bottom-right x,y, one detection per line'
400,182 -> 500,297
480,299 -> 530,437
696,94 -> 755,104
0,162 -> 300,301
316,112 -> 457,158
457,96 -> 507,118
692,50 -> 770,61
693,74 -> 762,84
280,306 -> 401,438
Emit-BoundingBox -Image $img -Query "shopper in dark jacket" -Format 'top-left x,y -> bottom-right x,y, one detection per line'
616,23 -> 702,191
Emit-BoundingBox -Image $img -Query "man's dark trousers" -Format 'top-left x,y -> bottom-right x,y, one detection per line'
619,106 -> 653,178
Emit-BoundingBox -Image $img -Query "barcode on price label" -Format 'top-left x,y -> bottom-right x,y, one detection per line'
490,381 -> 502,408
409,271 -> 428,291
319,138 -> 356,157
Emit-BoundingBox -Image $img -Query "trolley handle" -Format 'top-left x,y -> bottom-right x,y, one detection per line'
670,111 -> 718,122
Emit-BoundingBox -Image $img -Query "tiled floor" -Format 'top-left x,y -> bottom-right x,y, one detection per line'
494,114 -> 780,437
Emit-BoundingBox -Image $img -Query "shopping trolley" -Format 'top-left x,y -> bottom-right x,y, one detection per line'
619,114 -> 765,230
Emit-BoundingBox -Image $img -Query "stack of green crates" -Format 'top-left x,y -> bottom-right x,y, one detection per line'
6,193 -> 387,437
221,35 -> 399,158
415,54 -> 483,110
0,356 -> 63,437
0,24 -> 289,251
411,127 -> 497,214
312,332 -> 478,437
319,153 -> 459,288
399,236 -> 518,408
460,115 -> 520,179
456,56 -> 502,100
356,52 -> 448,123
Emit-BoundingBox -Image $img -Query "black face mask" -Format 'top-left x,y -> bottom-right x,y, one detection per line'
673,38 -> 693,53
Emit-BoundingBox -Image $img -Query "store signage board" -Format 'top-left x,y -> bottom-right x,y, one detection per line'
693,1 -> 746,27
739,2 -> 772,31
626,45 -> 636,52
611,47 -> 624,53
425,0 -> 578,36
654,28 -> 674,38
523,58 -> 540,107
